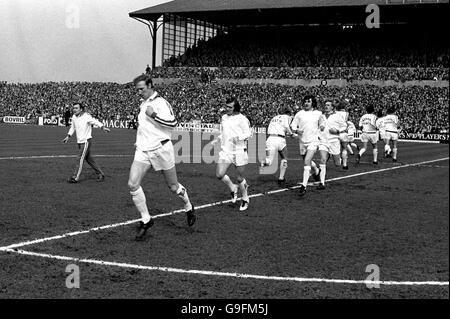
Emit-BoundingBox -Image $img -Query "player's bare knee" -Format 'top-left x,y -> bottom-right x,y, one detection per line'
128,181 -> 140,192
216,172 -> 225,180
168,183 -> 179,193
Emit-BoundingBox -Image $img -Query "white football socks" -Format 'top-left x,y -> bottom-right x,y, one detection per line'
359,148 -> 366,157
392,147 -> 398,160
130,186 -> 151,224
346,144 -> 354,155
319,164 -> 326,185
239,179 -> 249,202
302,166 -> 311,187
176,183 -> 192,211
279,159 -> 288,180
311,160 -> 319,175
341,150 -> 348,167
373,149 -> 378,162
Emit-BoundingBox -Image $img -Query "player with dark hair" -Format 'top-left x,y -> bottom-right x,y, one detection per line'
212,97 -> 252,211
291,95 -> 325,196
129,74 -> 196,241
62,102 -> 110,183
335,99 -> 350,170
357,105 -> 379,164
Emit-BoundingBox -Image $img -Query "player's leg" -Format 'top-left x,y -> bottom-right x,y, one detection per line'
299,148 -> 316,195
69,142 -> 88,183
84,139 -> 105,181
216,153 -> 238,203
300,142 -> 319,176
128,159 -> 153,240
278,146 -> 288,184
340,141 -> 349,169
383,136 -> 392,158
371,142 -> 379,164
235,160 -> 249,212
160,166 -> 195,226
372,134 -> 379,164
158,141 -> 196,226
392,139 -> 398,162
261,138 -> 276,166
357,136 -> 368,164
317,149 -> 328,189
260,145 -> 276,174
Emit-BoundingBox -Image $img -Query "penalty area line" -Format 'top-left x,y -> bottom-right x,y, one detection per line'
0,156 -> 448,251
1,248 -> 448,287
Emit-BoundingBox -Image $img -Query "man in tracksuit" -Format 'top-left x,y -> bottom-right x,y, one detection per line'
62,102 -> 110,183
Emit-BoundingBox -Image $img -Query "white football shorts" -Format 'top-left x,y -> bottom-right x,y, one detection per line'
134,140 -> 175,171
360,132 -> 379,144
219,150 -> 248,167
318,140 -> 341,156
299,141 -> 319,156
384,131 -> 399,141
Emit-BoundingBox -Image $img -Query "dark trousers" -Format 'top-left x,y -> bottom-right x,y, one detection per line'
72,139 -> 104,181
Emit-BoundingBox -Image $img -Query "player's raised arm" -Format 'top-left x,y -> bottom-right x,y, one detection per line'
87,114 -> 110,132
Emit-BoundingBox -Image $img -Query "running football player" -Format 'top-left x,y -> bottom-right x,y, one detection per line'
291,95 -> 325,196
382,107 -> 400,162
357,105 -> 379,165
212,97 -> 252,211
260,105 -> 294,186
128,75 -> 196,241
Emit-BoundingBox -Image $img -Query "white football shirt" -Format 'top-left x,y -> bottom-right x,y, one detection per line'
291,109 -> 324,144
267,114 -> 292,136
359,113 -> 378,133
135,91 -> 177,151
320,112 -> 347,143
219,113 -> 251,153
383,114 -> 399,132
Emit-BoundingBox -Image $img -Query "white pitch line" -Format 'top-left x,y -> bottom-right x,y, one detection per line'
1,248 -> 448,287
0,156 -> 448,252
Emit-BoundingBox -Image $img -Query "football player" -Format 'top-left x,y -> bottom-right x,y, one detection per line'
291,95 -> 325,196
357,105 -> 379,165
128,75 -> 196,241
335,99 -> 350,170
317,99 -> 348,189
382,107 -> 400,162
212,97 -> 252,212
260,105 -> 295,186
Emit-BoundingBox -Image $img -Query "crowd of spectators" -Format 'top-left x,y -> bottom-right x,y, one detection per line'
1,81 -> 448,134
165,27 -> 448,69
148,66 -> 449,81
155,26 -> 448,81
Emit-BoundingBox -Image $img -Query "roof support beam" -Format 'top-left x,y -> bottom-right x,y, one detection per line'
132,16 -> 163,69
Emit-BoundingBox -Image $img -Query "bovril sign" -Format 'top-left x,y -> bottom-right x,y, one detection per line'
3,116 -> 26,124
